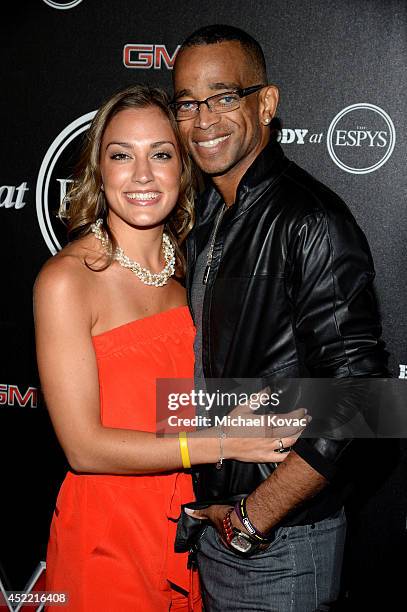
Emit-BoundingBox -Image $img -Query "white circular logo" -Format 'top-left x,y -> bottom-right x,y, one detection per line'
36,111 -> 96,254
42,0 -> 83,9
326,103 -> 395,174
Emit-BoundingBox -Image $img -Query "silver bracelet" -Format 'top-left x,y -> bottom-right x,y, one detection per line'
216,428 -> 227,470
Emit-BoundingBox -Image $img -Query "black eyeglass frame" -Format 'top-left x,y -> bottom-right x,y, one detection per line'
170,84 -> 266,120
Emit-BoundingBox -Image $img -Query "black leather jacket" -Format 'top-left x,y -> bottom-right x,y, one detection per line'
186,142 -> 388,525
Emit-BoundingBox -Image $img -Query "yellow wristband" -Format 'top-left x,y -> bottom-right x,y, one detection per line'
179,432 -> 191,469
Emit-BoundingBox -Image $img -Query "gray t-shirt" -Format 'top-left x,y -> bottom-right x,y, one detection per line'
190,241 -> 211,383
191,203 -> 227,391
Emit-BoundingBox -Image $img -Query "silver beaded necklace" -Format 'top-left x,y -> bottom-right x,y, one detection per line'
90,219 -> 175,287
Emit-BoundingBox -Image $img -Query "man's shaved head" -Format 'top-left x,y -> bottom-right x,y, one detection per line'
176,24 -> 268,83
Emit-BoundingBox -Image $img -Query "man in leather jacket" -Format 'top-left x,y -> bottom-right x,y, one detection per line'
172,24 -> 388,611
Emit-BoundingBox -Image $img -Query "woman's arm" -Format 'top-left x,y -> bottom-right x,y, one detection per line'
34,258 -> 299,475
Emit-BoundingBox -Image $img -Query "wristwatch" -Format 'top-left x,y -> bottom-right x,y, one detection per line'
222,509 -> 274,555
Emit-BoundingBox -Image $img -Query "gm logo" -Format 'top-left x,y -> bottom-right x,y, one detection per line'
0,384 -> 39,408
123,44 -> 180,70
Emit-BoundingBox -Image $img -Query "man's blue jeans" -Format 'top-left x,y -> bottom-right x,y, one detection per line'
196,508 -> 347,612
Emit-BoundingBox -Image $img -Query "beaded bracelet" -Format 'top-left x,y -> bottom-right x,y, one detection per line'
222,509 -> 235,546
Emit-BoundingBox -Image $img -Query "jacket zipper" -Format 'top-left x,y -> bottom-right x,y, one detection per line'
203,203 -> 227,285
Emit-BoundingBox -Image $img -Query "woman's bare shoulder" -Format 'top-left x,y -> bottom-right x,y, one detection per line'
34,235 -> 104,300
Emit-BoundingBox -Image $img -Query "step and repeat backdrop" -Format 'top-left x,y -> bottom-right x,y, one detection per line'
1,0 -> 406,608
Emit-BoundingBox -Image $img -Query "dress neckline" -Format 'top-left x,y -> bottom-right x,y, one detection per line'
91,304 -> 189,340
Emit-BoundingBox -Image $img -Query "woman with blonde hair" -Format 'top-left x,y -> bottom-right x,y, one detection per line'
34,84 -> 299,611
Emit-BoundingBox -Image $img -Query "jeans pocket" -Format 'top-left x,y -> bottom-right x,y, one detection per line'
249,526 -> 291,557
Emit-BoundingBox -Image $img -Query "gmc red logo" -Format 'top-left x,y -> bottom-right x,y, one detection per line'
123,44 -> 180,69
0,384 -> 38,408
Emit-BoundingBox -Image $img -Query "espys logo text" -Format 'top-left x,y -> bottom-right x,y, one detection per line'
42,0 -> 83,9
123,44 -> 180,69
280,103 -> 395,174
36,111 -> 96,254
326,103 -> 396,174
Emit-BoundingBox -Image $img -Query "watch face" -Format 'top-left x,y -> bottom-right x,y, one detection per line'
230,533 -> 252,554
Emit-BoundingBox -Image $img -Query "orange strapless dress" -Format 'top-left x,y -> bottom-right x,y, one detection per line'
45,306 -> 200,611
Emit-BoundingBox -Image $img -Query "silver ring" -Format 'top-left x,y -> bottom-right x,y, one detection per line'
278,438 -> 284,452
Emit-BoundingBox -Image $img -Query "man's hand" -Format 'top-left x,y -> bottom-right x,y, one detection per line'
184,504 -> 251,540
184,504 -> 234,538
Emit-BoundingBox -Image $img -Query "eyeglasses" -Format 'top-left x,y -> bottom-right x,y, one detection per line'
170,84 -> 266,121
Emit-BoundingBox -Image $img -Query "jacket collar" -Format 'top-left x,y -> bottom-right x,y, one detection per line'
195,141 -> 288,226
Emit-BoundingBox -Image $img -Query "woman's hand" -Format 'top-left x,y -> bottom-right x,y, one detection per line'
223,405 -> 310,463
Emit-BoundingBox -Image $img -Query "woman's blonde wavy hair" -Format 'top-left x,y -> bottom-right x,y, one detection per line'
59,84 -> 195,277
